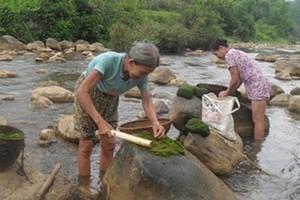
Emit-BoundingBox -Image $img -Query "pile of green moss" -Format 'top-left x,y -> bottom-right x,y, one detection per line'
139,131 -> 185,157
176,85 -> 208,99
193,87 -> 208,99
0,132 -> 23,140
185,118 -> 210,137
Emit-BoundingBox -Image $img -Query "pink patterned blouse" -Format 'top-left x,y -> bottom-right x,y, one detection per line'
225,49 -> 271,100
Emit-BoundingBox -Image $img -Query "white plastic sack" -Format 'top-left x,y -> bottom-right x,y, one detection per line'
202,93 -> 240,141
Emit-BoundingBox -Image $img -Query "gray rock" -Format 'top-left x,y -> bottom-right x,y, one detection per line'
103,141 -> 237,200
183,128 -> 244,175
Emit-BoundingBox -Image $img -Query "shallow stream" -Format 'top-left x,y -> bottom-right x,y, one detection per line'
1,51 -> 300,199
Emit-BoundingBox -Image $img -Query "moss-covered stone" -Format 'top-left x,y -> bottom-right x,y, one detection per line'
185,118 -> 210,137
139,131 -> 185,157
176,85 -> 194,99
0,132 -> 23,140
194,87 -> 208,99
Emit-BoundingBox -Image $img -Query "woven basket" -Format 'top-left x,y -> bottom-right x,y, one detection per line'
118,118 -> 171,134
196,83 -> 241,97
0,125 -> 24,171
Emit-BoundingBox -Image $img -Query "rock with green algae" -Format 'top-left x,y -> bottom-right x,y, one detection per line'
176,85 -> 208,99
176,85 -> 194,99
138,131 -> 185,157
194,87 -> 208,99
185,118 -> 210,137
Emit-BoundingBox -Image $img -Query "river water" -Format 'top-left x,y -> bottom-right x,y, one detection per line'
1,51 -> 300,200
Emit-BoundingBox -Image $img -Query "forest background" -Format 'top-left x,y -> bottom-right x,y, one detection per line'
0,0 -> 300,53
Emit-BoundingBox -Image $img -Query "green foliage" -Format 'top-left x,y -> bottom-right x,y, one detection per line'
141,0 -> 192,11
109,22 -> 132,52
71,0 -> 106,43
253,21 -> 278,42
139,131 -> 185,157
0,0 -> 40,11
181,2 -> 226,49
0,0 -> 299,51
185,118 -> 210,137
140,10 -> 180,23
156,23 -> 192,53
33,0 -> 75,41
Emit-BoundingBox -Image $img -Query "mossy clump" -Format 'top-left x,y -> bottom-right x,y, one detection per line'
176,85 -> 208,99
139,131 -> 185,157
185,118 -> 210,137
0,132 -> 23,140
194,87 -> 208,99
176,85 -> 194,99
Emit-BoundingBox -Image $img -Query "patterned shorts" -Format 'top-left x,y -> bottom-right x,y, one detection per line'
74,75 -> 119,139
245,77 -> 271,101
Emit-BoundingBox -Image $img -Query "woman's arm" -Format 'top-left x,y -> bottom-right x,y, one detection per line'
77,69 -> 113,136
141,91 -> 165,139
219,66 -> 242,97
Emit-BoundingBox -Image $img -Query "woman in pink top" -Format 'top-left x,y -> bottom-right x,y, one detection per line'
209,39 -> 271,141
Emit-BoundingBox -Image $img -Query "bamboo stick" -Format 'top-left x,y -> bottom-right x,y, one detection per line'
35,163 -> 62,200
212,128 -> 277,177
111,130 -> 152,148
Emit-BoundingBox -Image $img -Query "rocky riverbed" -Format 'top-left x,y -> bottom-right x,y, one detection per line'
1,35 -> 300,199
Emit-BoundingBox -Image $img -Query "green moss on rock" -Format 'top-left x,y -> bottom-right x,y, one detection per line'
176,85 -> 194,99
139,131 -> 185,157
194,87 -> 208,99
185,118 -> 210,137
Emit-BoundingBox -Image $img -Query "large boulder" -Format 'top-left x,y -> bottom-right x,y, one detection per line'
26,40 -> 45,51
183,129 -> 244,175
57,114 -> 80,142
232,103 -> 270,138
103,142 -> 237,200
275,58 -> 300,80
46,38 -> 62,51
269,93 -> 290,106
270,84 -> 285,99
170,96 -> 202,133
0,35 -> 26,51
148,66 -> 176,85
31,86 -> 74,103
290,86 -> 300,95
288,95 -> 300,113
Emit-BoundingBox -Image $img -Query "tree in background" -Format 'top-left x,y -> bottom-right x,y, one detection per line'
289,0 -> 300,41
71,0 -> 106,43
0,0 -> 299,52
30,0 -> 75,41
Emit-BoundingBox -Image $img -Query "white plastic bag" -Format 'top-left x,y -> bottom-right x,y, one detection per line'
202,93 -> 240,141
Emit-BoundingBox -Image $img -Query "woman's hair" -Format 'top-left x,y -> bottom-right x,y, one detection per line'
209,39 -> 229,51
128,40 -> 160,68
